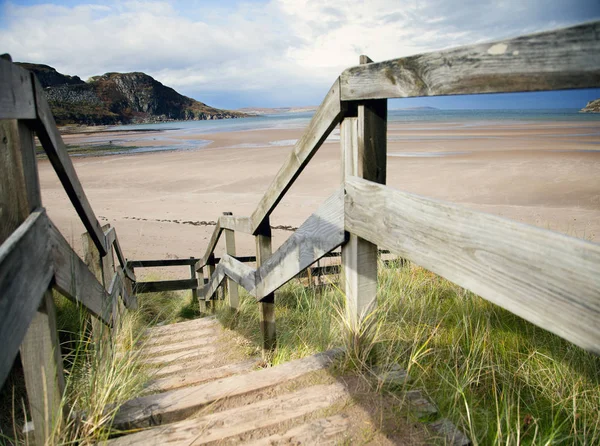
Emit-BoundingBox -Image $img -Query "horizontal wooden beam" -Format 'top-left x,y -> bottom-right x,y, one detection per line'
344,176 -> 600,354
48,218 -> 113,325
202,255 -> 255,300
0,58 -> 36,119
255,188 -> 345,300
340,21 -> 600,101
128,258 -> 200,268
219,215 -> 253,234
0,210 -> 53,388
134,279 -> 200,294
28,75 -> 108,256
250,78 -> 344,234
202,189 -> 346,301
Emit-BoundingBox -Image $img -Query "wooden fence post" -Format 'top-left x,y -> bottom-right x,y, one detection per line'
341,55 -> 387,330
198,267 -> 207,313
82,223 -> 115,339
255,218 -> 276,355
206,254 -> 216,313
189,256 -> 198,305
1,119 -> 65,445
223,212 -> 240,311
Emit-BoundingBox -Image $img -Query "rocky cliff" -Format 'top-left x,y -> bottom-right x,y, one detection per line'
580,99 -> 600,113
16,63 -> 246,125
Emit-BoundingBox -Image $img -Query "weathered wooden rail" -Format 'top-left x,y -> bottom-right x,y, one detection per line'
192,21 -> 600,353
1,56 -> 137,445
1,20 -> 600,445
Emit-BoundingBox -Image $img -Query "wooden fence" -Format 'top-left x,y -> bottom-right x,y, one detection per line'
192,21 -> 600,353
1,20 -> 600,444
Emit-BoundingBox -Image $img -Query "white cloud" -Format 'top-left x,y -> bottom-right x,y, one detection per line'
0,0 -> 597,107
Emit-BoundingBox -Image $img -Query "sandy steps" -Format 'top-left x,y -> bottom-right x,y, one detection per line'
146,359 -> 258,393
110,316 -> 348,445
107,384 -> 348,445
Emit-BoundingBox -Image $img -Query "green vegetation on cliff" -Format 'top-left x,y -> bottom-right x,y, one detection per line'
16,63 -> 247,125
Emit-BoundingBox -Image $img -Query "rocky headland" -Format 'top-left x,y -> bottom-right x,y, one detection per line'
16,63 -> 247,125
580,99 -> 600,113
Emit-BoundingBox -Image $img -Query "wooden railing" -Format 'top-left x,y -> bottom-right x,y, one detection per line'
193,21 -> 600,354
0,56 -> 137,444
1,20 -> 600,444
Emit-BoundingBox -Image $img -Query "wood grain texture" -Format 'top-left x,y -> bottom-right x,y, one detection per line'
0,211 -> 53,387
30,76 -> 107,255
254,188 -> 345,300
250,78 -> 343,233
344,176 -> 600,353
255,218 -> 276,352
50,220 -> 113,325
108,384 -> 347,445
219,215 -> 253,234
0,59 -> 36,119
1,118 -> 66,441
0,120 -> 31,242
340,106 -> 383,327
134,279 -> 200,294
113,349 -> 342,429
20,291 -> 65,445
340,21 -> 600,100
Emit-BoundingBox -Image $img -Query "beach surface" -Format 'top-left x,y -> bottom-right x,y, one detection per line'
39,119 -> 600,279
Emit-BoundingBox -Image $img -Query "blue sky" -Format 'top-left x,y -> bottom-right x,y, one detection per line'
1,0 -> 599,109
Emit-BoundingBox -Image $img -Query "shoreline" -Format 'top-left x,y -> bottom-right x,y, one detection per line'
38,119 -> 600,279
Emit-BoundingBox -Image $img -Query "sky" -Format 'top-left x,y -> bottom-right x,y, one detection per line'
1,0 -> 599,109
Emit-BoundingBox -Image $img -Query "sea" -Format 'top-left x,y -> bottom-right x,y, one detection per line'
73,109 -> 600,156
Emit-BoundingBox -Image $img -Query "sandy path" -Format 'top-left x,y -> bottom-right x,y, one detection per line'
39,121 -> 600,279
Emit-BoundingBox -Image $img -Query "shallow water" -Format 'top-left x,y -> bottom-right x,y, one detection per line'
67,109 -> 600,156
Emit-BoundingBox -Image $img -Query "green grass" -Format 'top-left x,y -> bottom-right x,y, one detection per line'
1,288 -> 197,445
215,260 -> 600,445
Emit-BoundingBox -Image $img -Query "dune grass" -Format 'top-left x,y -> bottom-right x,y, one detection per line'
215,260 -> 600,445
1,288 -> 197,445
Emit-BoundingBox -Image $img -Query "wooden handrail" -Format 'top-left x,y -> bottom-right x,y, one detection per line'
201,189 -> 345,301
249,79 -> 345,234
0,210 -> 53,387
30,75 -> 108,256
196,220 -> 222,270
340,21 -> 600,101
219,215 -> 253,234
49,219 -> 114,326
344,176 -> 600,353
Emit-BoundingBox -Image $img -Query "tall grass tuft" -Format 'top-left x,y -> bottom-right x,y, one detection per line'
216,259 -> 600,444
2,286 -> 197,445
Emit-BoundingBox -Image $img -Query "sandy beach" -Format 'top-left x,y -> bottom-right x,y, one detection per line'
39,119 -> 600,279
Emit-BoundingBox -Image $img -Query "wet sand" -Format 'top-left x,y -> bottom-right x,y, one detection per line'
39,120 -> 600,279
